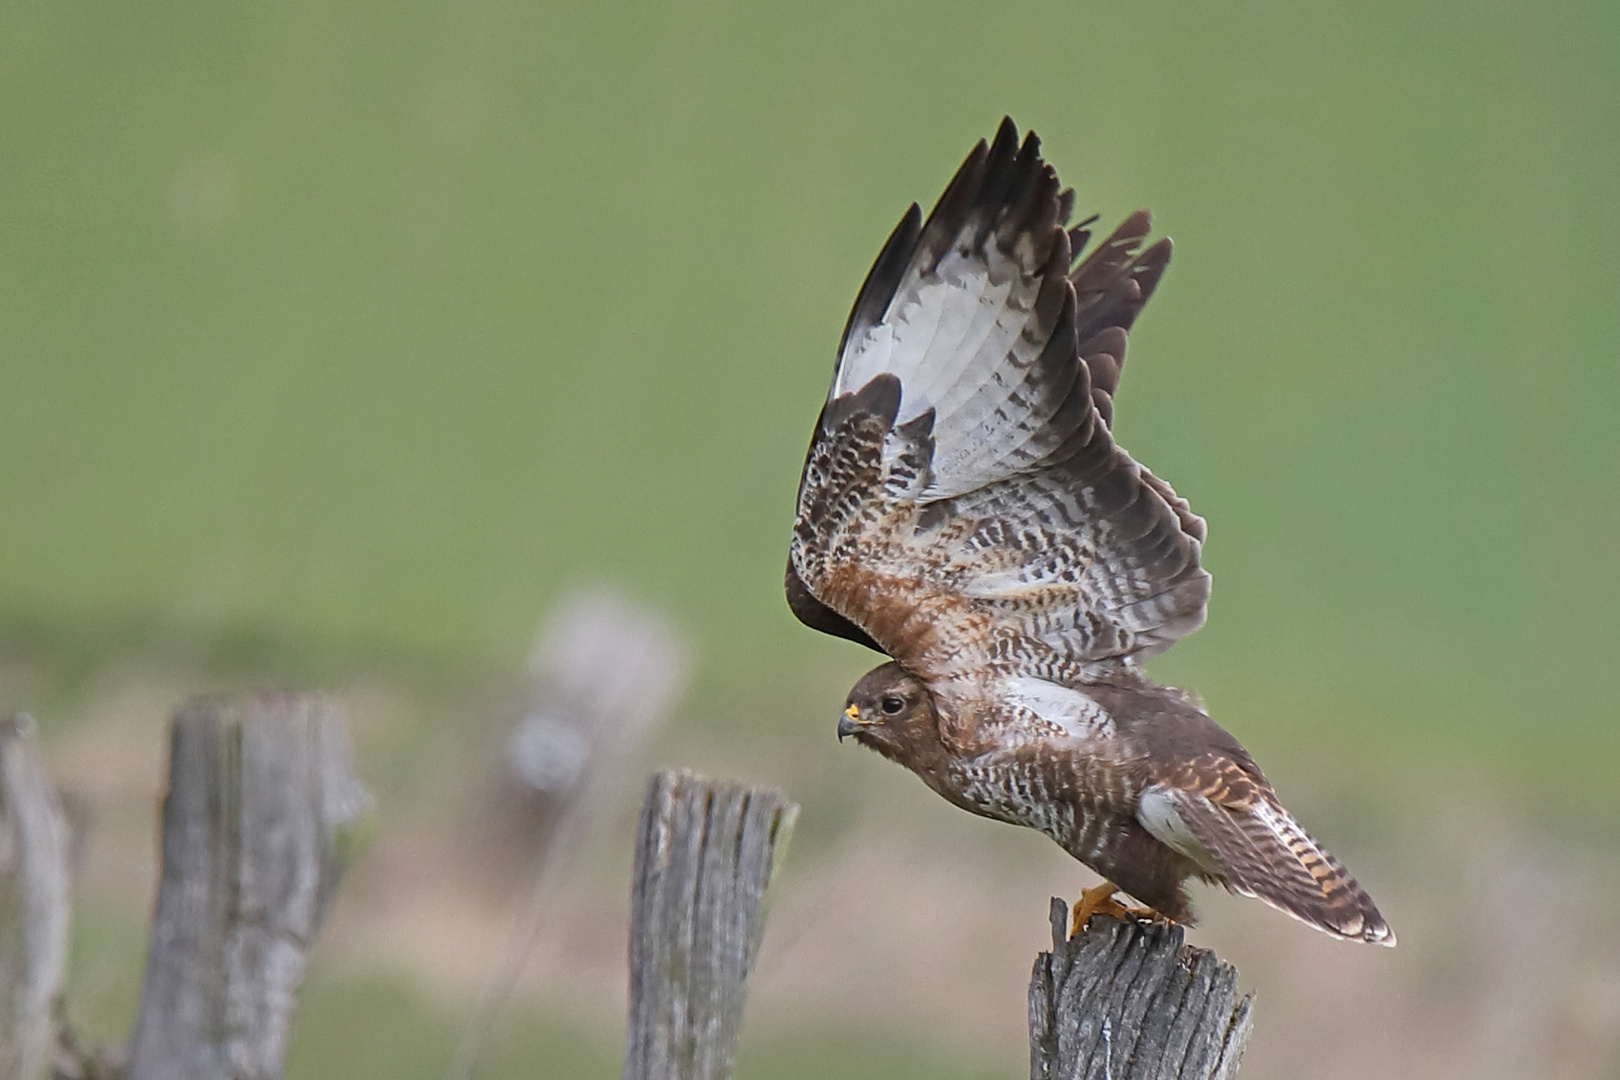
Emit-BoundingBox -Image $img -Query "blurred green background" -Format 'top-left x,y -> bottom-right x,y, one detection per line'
4,0 -> 1618,1077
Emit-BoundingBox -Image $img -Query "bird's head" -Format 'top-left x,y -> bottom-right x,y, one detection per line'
838,662 -> 934,759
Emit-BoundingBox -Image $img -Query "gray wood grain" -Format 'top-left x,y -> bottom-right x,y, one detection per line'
1030,899 -> 1253,1080
0,715 -> 71,1080
622,770 -> 797,1080
126,693 -> 372,1080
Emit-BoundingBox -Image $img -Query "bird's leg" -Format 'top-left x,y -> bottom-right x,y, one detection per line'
1069,881 -> 1130,937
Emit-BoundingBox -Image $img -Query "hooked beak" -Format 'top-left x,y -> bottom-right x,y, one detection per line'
837,704 -> 861,742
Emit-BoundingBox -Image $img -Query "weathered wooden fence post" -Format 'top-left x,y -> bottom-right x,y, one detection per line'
126,692 -> 373,1080
1029,899 -> 1253,1080
622,769 -> 797,1080
0,715 -> 71,1080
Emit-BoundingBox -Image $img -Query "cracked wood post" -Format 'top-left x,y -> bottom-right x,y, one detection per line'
0,715 -> 71,1080
1030,899 -> 1253,1080
126,693 -> 373,1080
622,769 -> 797,1080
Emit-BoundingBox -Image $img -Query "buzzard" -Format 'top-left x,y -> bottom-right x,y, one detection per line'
787,118 -> 1392,944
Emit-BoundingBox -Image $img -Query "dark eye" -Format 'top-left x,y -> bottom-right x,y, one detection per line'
880,695 -> 905,715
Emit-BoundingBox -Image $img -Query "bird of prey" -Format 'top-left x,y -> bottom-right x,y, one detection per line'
786,118 -> 1392,944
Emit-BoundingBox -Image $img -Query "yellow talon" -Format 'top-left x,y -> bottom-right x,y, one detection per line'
1069,881 -> 1131,937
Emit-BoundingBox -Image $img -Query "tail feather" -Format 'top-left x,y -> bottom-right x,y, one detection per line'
1149,786 -> 1395,945
1235,800 -> 1394,945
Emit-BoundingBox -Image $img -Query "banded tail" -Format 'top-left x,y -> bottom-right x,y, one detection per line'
1142,784 -> 1394,945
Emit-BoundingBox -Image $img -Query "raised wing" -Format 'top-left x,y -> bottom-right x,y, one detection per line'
788,118 -> 1208,683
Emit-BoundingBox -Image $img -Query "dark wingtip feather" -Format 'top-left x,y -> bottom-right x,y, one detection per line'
1132,237 -> 1173,311
836,203 -> 923,359
1056,187 -> 1076,227
1068,213 -> 1173,397
1079,327 -> 1128,402
1071,209 -> 1154,294
993,115 -> 1019,151
973,121 -> 1035,247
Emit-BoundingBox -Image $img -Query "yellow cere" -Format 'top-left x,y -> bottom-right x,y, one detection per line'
845,704 -> 860,720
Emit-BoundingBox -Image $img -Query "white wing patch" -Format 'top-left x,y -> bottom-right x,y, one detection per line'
833,239 -> 1043,468
1003,674 -> 1113,738
1137,786 -> 1222,876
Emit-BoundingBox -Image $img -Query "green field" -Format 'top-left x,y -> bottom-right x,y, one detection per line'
6,1 -> 1620,1076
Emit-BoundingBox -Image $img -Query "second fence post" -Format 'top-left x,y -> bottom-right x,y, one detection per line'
622,769 -> 797,1080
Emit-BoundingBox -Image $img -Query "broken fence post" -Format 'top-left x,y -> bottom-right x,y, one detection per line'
622,769 -> 797,1080
126,692 -> 373,1080
1029,899 -> 1253,1080
0,715 -> 71,1080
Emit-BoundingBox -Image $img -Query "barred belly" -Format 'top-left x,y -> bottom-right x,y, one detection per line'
948,745 -> 1139,860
